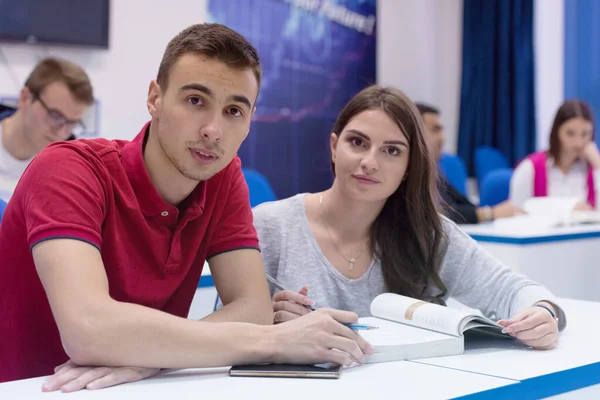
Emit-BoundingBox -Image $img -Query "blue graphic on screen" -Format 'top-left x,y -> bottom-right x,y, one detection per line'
207,0 -> 376,199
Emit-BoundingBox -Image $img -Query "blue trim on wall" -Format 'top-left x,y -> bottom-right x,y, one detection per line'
451,362 -> 600,399
468,230 -> 600,245
197,275 -> 215,288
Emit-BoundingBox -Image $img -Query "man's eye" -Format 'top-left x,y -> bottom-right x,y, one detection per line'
188,97 -> 202,106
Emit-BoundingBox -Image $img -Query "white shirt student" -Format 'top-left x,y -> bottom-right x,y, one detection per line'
510,100 -> 600,210
0,57 -> 93,202
0,120 -> 33,202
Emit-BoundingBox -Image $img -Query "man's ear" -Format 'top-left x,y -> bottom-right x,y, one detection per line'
18,87 -> 32,109
147,80 -> 162,119
330,133 -> 338,163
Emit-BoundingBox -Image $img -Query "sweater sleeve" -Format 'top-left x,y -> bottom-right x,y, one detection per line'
252,201 -> 284,296
438,217 -> 566,330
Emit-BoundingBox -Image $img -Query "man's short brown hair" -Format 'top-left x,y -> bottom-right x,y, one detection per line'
24,57 -> 94,105
157,23 -> 262,92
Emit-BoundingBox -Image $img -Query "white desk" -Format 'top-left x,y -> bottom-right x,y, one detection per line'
459,222 -> 600,302
2,299 -> 599,399
413,299 -> 600,379
0,359 -> 516,399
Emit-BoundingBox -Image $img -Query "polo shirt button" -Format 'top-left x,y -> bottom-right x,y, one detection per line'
161,211 -> 169,216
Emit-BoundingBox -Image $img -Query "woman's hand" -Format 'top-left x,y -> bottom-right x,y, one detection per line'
573,202 -> 593,212
583,141 -> 600,168
498,304 -> 559,350
272,286 -> 315,323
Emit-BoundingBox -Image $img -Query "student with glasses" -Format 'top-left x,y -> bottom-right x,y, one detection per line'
0,57 -> 93,201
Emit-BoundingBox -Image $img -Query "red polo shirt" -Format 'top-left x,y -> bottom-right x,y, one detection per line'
0,123 -> 259,383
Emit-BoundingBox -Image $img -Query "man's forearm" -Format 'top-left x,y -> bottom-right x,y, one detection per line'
66,300 -> 273,369
202,296 -> 273,324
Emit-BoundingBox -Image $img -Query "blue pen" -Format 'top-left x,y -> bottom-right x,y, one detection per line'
265,274 -> 380,330
344,323 -> 379,331
265,273 -> 316,311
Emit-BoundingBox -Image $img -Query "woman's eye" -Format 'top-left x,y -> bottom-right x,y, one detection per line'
352,138 -> 364,147
387,147 -> 400,156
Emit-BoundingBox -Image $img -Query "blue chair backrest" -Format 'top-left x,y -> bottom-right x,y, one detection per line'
0,198 -> 6,224
479,168 -> 513,207
438,153 -> 468,196
474,146 -> 510,187
242,168 -> 277,207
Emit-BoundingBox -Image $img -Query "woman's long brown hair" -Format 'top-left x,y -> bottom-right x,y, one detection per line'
331,85 -> 448,304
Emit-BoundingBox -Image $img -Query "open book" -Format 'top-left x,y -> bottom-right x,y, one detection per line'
358,293 -> 511,363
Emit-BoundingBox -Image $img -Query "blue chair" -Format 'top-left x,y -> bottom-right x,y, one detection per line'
0,198 -> 6,223
474,146 -> 510,188
438,153 -> 468,196
479,168 -> 513,207
242,168 -> 277,207
212,169 -> 276,311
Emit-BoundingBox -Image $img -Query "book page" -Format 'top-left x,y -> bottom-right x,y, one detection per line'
358,317 -> 453,348
370,293 -> 474,336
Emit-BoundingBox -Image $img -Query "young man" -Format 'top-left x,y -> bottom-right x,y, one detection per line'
0,23 -> 372,389
0,57 -> 93,201
416,103 -> 523,223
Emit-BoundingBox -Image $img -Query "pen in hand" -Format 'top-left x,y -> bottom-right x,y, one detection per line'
266,273 -> 316,311
265,274 -> 379,331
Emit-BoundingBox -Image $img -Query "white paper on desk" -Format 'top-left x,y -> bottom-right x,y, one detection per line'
490,197 -> 581,231
491,214 -> 563,231
520,197 -> 600,226
524,197 -> 578,223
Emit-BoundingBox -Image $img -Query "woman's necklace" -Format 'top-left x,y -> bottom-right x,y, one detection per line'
319,193 -> 369,271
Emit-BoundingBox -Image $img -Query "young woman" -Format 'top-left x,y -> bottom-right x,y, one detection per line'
510,100 -> 600,210
255,85 -> 565,350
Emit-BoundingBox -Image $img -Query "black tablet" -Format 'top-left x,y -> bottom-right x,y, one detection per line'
229,363 -> 342,379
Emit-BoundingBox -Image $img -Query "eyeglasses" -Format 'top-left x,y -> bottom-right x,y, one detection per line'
31,91 -> 86,136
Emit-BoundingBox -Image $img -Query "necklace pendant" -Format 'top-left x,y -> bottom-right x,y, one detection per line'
349,259 -> 355,271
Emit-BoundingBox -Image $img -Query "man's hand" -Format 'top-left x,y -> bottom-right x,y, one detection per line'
491,200 -> 525,219
267,308 -> 374,366
42,360 -> 160,392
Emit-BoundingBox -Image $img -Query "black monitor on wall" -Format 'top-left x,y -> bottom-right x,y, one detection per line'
0,0 -> 110,48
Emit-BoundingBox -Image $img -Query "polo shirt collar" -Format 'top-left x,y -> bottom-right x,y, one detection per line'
122,122 -> 207,217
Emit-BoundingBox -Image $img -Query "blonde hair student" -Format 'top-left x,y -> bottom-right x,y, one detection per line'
252,84 -> 566,350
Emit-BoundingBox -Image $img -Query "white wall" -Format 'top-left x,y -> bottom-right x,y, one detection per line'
534,0 -> 564,150
0,0 -> 209,140
378,0 -> 565,154
377,0 -> 463,154
0,0 -> 564,150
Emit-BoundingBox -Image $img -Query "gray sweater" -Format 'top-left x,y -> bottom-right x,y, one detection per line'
252,193 -> 566,327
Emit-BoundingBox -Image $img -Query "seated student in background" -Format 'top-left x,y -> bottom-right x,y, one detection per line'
0,57 -> 93,202
252,86 -> 565,351
510,100 -> 600,210
0,23 -> 372,390
416,103 -> 523,223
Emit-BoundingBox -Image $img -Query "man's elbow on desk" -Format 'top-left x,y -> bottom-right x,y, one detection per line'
58,301 -> 122,367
